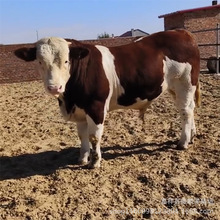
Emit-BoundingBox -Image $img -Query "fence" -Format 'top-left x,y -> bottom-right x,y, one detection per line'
0,37 -> 137,84
192,24 -> 220,74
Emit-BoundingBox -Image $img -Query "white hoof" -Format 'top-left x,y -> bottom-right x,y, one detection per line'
78,156 -> 89,165
78,159 -> 88,165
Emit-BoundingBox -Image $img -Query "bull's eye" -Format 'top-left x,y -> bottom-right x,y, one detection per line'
39,61 -> 42,65
65,61 -> 69,64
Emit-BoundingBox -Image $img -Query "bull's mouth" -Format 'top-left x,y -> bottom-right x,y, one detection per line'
50,92 -> 61,98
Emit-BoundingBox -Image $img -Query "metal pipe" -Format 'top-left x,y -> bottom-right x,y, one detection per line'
192,27 -> 220,33
216,23 -> 219,74
36,30 -> 39,41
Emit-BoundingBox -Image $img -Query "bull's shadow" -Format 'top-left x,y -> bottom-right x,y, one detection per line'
0,140 -> 177,180
0,147 -> 79,181
102,140 -> 177,160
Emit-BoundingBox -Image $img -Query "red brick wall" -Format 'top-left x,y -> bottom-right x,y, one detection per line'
164,14 -> 184,30
81,37 -> 138,47
0,44 -> 39,84
0,37 -> 137,84
164,8 -> 220,70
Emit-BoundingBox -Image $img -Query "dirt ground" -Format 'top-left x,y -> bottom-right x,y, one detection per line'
0,74 -> 219,220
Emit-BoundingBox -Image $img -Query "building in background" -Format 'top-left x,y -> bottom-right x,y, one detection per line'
159,1 -> 220,71
119,29 -> 149,38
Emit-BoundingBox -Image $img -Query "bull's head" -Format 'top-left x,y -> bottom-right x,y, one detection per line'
14,37 -> 88,97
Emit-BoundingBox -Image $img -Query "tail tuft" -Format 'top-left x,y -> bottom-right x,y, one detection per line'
195,82 -> 201,107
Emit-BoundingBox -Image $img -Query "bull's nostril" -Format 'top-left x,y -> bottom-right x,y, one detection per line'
48,86 -> 55,91
47,85 -> 62,95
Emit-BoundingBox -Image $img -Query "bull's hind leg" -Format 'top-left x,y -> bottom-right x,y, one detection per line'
190,112 -> 196,143
169,87 -> 196,146
175,84 -> 196,149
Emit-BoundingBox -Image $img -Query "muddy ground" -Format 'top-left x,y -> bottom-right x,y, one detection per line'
0,74 -> 219,220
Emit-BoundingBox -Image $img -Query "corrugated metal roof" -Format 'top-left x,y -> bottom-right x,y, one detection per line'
119,29 -> 149,37
159,4 -> 220,18
120,30 -> 132,37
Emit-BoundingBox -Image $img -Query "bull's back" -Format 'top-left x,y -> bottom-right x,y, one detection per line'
112,29 -> 199,87
144,30 -> 199,61
106,30 -> 200,109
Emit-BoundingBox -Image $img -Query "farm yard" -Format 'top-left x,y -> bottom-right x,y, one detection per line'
0,74 -> 219,220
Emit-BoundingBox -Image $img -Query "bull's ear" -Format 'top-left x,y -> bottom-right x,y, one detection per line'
14,47 -> 37,61
69,47 -> 89,60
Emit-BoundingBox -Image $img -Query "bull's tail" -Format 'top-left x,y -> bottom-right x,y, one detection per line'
195,82 -> 201,107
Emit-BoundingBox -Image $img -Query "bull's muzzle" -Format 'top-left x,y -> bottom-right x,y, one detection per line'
48,85 -> 63,96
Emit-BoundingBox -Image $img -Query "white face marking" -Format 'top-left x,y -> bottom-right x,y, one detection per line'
36,37 -> 71,96
95,45 -> 124,112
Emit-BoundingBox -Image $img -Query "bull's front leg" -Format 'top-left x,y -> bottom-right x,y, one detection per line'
86,115 -> 104,169
76,121 -> 91,165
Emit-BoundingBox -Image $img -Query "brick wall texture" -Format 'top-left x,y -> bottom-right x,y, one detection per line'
0,37 -> 137,84
164,7 -> 220,70
1,6 -> 219,84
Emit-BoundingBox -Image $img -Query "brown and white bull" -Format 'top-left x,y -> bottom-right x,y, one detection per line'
15,30 -> 200,168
